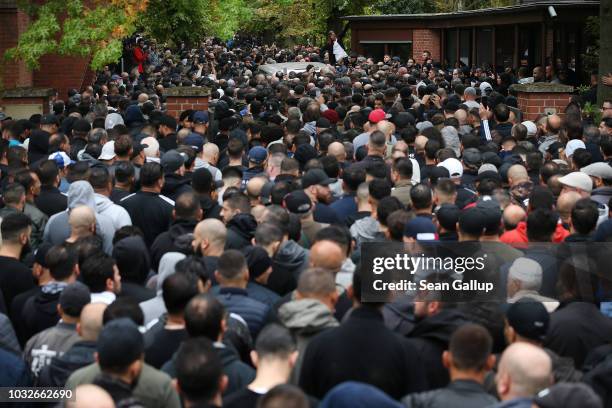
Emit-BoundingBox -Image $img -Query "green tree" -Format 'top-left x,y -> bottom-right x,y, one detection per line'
598,0 -> 612,104
368,0 -> 436,15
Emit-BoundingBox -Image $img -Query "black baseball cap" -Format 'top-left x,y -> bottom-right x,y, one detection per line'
505,298 -> 549,342
463,148 -> 482,167
477,170 -> 502,183
534,383 -> 603,408
34,243 -> 53,268
97,318 -> 144,370
475,197 -> 502,233
40,114 -> 59,126
283,190 -> 312,214
302,169 -> 336,189
458,206 -> 484,235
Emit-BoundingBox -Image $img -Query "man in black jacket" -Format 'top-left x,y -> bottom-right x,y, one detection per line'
299,273 -> 426,399
160,150 -> 193,201
221,192 -> 257,250
406,290 -> 470,389
192,167 -> 221,220
151,192 -> 202,271
401,324 -> 498,408
35,160 -> 67,217
38,302 -> 106,387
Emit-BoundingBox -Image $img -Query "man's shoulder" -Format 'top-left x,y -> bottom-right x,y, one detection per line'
65,362 -> 101,387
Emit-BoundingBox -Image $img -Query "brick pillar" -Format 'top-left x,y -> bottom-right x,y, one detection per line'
512,83 -> 574,121
412,28 -> 441,63
0,87 -> 55,119
164,87 -> 210,119
0,1 -> 33,88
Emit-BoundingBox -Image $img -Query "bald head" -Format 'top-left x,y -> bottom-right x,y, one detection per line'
202,143 -> 219,164
496,343 -> 552,401
415,135 -> 428,151
78,302 -> 107,341
68,385 -> 114,408
246,176 -> 268,202
137,93 -> 149,104
194,219 -> 227,252
507,165 -> 529,186
557,191 -> 582,224
69,206 -> 96,236
328,142 -> 346,162
377,120 -> 395,139
454,109 -> 467,126
547,114 -> 561,134
502,204 -> 527,230
309,240 -> 345,273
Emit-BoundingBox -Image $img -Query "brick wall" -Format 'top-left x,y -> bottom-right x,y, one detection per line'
0,5 -> 32,88
164,88 -> 211,119
412,28 -> 441,62
512,83 -> 574,121
33,55 -> 92,99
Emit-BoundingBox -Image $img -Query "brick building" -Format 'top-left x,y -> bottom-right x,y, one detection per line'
343,0 -> 598,79
0,0 -> 94,97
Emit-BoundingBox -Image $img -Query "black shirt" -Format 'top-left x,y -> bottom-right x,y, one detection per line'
223,388 -> 261,408
35,186 -> 67,217
0,256 -> 35,316
144,327 -> 188,369
158,134 -> 178,153
120,191 -> 174,247
110,187 -> 131,204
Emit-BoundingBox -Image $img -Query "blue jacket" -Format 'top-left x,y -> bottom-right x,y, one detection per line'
216,287 -> 270,338
330,194 -> 358,225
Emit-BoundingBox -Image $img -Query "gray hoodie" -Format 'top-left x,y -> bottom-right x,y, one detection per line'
141,252 -> 186,327
278,298 -> 338,384
273,240 -> 309,282
94,193 -> 132,231
350,216 -> 383,247
43,181 -> 116,254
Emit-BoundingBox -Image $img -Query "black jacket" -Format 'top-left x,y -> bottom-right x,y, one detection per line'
35,186 -> 67,218
216,287 -> 270,339
150,219 -> 198,271
299,306 -> 427,399
544,301 -> 612,369
401,379 -> 498,408
38,340 -> 96,387
161,173 -> 193,202
93,373 -> 143,407
158,134 -> 177,153
199,196 -> 222,220
407,309 -> 470,389
225,214 -> 257,250
120,191 -> 174,247
21,290 -> 60,342
162,343 -> 255,395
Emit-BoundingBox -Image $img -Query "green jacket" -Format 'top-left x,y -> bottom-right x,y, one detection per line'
65,362 -> 180,408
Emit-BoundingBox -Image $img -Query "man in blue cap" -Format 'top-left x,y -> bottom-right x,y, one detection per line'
242,146 -> 268,187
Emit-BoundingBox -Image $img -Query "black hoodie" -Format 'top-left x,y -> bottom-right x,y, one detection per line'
21,290 -> 61,342
28,129 -> 50,165
38,340 -> 97,387
113,236 -> 155,303
225,213 -> 257,250
407,309 -> 470,389
150,218 -> 199,271
199,196 -> 222,220
161,173 -> 192,202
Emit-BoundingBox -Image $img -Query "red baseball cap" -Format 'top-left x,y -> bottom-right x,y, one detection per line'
322,109 -> 340,124
368,108 -> 389,124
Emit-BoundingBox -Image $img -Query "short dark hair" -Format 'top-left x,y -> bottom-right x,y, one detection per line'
342,165 -> 366,192
102,297 -> 144,326
571,198 -> 599,235
46,244 -> 77,281
89,166 -> 111,190
192,168 -> 214,194
175,192 -> 201,220
162,272 -> 199,315
377,196 -> 404,227
140,162 -> 164,187
13,169 -> 35,192
527,208 -> 557,242
176,337 -> 223,403
425,139 -> 441,160
175,256 -> 210,286
114,134 -> 133,157
2,183 -> 25,205
393,158 -> 413,179
37,160 -> 59,186
494,104 -> 510,122
368,178 -> 392,201
529,186 -> 555,211
449,324 -> 492,371
255,324 -> 296,359
0,212 -> 31,242
255,222 -> 284,246
81,253 -> 116,293
281,157 -> 299,173
185,294 -> 224,340
217,250 -> 247,280
410,183 -> 433,210
114,161 -> 135,184
224,192 -> 251,214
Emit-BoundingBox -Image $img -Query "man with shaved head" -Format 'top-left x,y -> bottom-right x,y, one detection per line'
502,204 -> 527,232
556,191 -> 581,228
507,164 -> 533,209
327,142 -> 347,164
246,175 -> 269,206
68,385 -> 114,408
39,302 -> 107,386
192,218 -> 227,273
538,114 -> 562,155
66,206 -> 96,244
495,343 -> 552,405
309,240 -> 345,274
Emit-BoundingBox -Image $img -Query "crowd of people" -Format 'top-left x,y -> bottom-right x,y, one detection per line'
1,33 -> 612,408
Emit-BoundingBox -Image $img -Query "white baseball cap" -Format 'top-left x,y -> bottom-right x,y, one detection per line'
521,121 -> 537,136
98,141 -> 116,161
565,139 -> 586,158
438,158 -> 463,179
558,171 -> 593,193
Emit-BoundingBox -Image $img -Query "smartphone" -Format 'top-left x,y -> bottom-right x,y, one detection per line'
481,96 -> 488,109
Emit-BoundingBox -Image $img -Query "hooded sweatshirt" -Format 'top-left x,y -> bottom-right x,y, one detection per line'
94,193 -> 132,231
114,236 -> 155,303
150,219 -> 198,271
225,213 -> 258,250
350,216 -> 384,247
268,240 -> 309,294
140,252 -> 186,327
279,299 -> 339,383
43,181 -> 116,254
